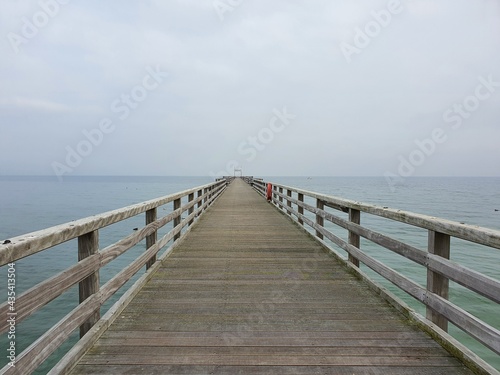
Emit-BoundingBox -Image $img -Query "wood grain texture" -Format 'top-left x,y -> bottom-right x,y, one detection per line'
427,230 -> 451,331
69,179 -> 474,375
78,231 -> 100,338
145,207 -> 158,269
348,208 -> 360,267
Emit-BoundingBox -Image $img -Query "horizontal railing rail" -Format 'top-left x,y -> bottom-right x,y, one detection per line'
250,178 -> 500,372
0,179 -> 228,374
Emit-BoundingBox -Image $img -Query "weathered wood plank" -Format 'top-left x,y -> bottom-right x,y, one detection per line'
2,295 -> 100,375
145,207 -> 158,269
0,254 -> 100,335
78,354 -> 462,367
97,329 -> 440,345
316,198 -> 324,239
71,365 -> 472,375
82,346 -> 448,357
348,208 -> 360,267
427,255 -> 500,304
173,198 -> 181,241
427,230 -> 451,331
298,192 -> 304,225
78,230 -> 100,338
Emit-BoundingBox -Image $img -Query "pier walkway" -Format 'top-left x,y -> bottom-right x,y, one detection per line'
70,179 -> 472,374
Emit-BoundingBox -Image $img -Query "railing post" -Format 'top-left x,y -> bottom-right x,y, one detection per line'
203,187 -> 208,210
145,208 -> 157,269
188,193 -> 195,226
279,187 -> 283,206
348,209 -> 360,267
78,230 -> 100,338
173,198 -> 181,241
197,189 -> 202,215
316,199 -> 324,239
287,189 -> 292,212
426,230 -> 450,332
298,193 -> 304,225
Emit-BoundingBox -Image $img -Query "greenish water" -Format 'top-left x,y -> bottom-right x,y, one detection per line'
0,176 -> 499,372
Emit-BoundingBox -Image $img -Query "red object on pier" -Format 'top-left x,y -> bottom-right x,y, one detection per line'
266,183 -> 272,201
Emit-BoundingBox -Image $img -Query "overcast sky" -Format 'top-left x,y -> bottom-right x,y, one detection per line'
1,0 -> 499,178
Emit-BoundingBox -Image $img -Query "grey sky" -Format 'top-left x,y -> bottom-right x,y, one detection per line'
1,0 -> 499,178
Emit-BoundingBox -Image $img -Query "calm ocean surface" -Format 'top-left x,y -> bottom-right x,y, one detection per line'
0,176 -> 499,372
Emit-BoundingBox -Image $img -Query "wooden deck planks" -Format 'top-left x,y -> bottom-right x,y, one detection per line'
70,179 -> 472,375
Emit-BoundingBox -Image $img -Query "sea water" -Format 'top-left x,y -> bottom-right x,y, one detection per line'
0,176 -> 499,372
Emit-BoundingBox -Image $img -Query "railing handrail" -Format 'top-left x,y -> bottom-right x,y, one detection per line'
0,180 -> 225,266
0,179 -> 229,374
249,178 -> 500,374
252,179 -> 500,250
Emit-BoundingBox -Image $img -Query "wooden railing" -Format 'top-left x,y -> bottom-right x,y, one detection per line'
250,178 -> 500,373
0,180 -> 228,374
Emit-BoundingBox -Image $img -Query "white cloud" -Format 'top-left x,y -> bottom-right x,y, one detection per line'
1,97 -> 70,113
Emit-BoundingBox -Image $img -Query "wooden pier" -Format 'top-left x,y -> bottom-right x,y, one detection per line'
70,179 -> 469,374
1,178 -> 499,374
